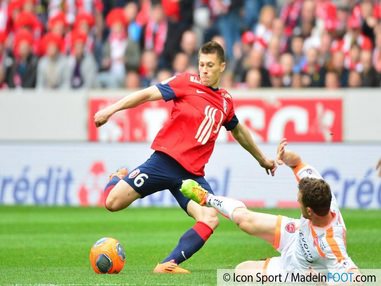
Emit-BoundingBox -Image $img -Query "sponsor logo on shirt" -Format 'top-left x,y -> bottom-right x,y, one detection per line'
129,169 -> 140,179
285,222 -> 296,233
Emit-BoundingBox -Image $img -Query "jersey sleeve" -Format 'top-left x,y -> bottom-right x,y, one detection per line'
293,162 -> 323,182
223,96 -> 239,131
224,114 -> 239,130
155,73 -> 189,101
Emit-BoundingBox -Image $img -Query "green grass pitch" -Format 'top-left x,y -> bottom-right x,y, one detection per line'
0,206 -> 380,285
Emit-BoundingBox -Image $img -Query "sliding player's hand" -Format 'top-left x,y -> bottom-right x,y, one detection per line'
276,138 -> 288,165
377,159 -> 381,177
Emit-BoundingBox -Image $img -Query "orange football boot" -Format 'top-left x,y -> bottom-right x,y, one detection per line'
153,260 -> 190,274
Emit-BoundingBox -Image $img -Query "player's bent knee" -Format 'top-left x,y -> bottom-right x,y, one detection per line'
233,208 -> 251,225
234,209 -> 257,234
105,196 -> 120,212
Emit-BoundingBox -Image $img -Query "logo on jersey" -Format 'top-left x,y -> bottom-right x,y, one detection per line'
196,89 -> 205,94
285,222 -> 296,233
128,169 -> 140,179
190,75 -> 201,84
195,105 -> 224,144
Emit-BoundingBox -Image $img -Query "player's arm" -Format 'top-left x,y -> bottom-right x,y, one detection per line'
276,138 -> 302,169
94,86 -> 163,127
231,122 -> 276,176
377,159 -> 381,177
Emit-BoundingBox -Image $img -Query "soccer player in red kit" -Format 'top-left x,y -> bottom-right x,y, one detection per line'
94,41 -> 277,273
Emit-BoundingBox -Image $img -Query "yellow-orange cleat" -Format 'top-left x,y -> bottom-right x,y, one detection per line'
180,179 -> 208,206
108,167 -> 128,181
153,260 -> 190,274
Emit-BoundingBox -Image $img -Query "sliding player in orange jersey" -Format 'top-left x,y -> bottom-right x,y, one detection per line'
181,138 -> 358,276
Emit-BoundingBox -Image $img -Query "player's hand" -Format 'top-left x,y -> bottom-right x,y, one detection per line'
94,108 -> 112,128
260,159 -> 277,176
377,159 -> 381,177
276,138 -> 288,165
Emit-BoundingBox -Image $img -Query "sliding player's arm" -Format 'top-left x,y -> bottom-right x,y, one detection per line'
277,138 -> 341,214
94,86 -> 163,127
277,138 -> 324,181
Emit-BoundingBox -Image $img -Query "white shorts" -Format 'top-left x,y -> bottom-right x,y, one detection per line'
263,256 -> 284,275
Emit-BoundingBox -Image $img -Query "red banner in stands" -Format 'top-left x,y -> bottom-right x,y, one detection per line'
88,98 -> 342,142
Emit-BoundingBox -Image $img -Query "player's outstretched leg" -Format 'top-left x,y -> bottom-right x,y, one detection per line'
181,179 -> 246,219
181,179 -> 279,245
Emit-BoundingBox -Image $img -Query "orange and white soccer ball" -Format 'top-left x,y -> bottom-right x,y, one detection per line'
89,237 -> 126,274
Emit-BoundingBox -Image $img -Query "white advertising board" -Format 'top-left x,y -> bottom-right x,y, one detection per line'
0,143 -> 380,208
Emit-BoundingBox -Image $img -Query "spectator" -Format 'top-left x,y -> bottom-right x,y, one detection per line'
70,13 -> 96,55
345,44 -> 361,71
0,31 -> 8,67
244,48 -> 270,87
66,32 -> 97,89
123,1 -> 143,44
254,5 -> 276,49
47,12 -> 67,39
279,52 -> 294,87
264,36 -> 282,69
245,68 -> 262,89
6,29 -> 38,88
359,50 -> 379,87
232,31 -> 255,83
243,0 -> 276,31
143,3 -> 168,61
372,28 -> 381,76
347,70 -> 362,88
98,8 -> 140,88
272,18 -> 288,53
291,72 -> 303,88
325,71 -> 339,89
328,51 -> 349,87
172,52 -> 189,74
139,49 -> 158,87
301,48 -> 325,87
296,0 -> 316,38
155,68 -> 172,83
124,70 -> 141,89
211,0 -> 243,63
36,33 -> 68,89
180,30 -> 198,69
269,63 -> 284,88
280,0 -> 303,37
289,34 -> 305,73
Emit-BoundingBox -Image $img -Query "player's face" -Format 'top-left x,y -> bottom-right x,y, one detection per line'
198,52 -> 226,88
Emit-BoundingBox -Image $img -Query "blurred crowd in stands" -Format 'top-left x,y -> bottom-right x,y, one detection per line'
1,0 -> 381,90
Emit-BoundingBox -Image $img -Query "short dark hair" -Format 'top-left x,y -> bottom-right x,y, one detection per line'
199,41 -> 225,63
298,177 -> 332,216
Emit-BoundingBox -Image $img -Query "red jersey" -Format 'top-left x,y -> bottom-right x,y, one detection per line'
153,73 -> 238,176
